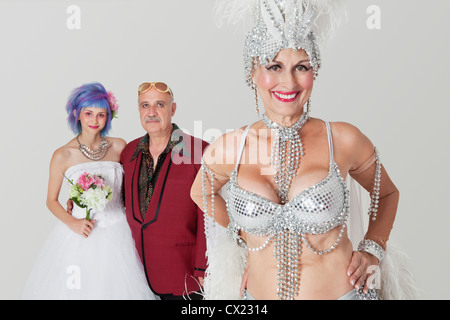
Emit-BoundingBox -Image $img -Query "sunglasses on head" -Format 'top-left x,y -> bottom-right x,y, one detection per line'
138,82 -> 174,98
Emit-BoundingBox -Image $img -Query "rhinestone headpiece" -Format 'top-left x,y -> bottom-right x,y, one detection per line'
244,0 -> 322,84
215,0 -> 347,85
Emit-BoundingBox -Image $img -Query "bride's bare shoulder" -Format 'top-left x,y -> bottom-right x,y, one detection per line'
49,139 -> 81,174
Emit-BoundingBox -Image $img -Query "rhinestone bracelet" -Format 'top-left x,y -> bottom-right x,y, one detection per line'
357,239 -> 385,262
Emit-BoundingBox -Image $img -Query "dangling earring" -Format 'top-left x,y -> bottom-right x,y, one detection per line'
305,98 -> 311,116
252,83 -> 261,119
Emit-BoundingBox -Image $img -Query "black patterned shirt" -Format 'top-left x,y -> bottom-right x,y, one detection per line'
131,123 -> 184,220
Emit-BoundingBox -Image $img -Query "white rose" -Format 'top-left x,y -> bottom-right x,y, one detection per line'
80,188 -> 109,213
69,185 -> 80,199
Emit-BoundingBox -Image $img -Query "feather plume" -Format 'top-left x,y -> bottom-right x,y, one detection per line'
214,0 -> 258,27
202,221 -> 247,300
308,0 -> 348,45
215,0 -> 347,39
260,0 -> 285,43
379,244 -> 422,300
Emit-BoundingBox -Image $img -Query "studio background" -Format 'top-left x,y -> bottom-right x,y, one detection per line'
0,0 -> 448,299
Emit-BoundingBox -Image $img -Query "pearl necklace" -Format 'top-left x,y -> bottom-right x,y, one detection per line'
262,112 -> 309,204
76,135 -> 109,161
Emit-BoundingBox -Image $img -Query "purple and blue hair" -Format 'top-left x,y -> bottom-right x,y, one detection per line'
66,82 -> 112,137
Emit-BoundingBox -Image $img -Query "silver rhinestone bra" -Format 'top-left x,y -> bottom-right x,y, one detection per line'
225,122 -> 350,299
227,161 -> 349,237
227,122 -> 349,238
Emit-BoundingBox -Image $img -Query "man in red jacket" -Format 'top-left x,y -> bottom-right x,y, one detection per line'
120,82 -> 208,300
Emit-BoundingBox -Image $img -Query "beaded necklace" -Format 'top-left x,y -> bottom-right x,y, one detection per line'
262,112 -> 308,299
77,135 -> 109,161
261,112 -> 309,204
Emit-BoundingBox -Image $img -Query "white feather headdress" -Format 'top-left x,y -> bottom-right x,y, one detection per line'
215,0 -> 347,84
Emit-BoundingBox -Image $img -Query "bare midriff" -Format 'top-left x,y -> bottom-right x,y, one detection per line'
245,226 -> 355,300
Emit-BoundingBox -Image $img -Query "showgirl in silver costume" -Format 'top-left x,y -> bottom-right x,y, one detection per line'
191,0 -> 418,300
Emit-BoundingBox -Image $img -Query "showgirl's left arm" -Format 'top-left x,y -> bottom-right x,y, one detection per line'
332,122 -> 400,293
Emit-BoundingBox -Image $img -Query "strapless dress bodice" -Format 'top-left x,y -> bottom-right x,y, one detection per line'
64,161 -> 125,228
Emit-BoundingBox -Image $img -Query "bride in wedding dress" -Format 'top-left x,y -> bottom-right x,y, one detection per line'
22,82 -> 158,300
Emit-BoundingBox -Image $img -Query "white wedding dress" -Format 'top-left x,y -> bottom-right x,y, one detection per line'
22,161 -> 158,300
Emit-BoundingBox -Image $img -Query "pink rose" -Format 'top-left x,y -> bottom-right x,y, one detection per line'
77,172 -> 94,191
93,176 -> 106,189
107,91 -> 119,119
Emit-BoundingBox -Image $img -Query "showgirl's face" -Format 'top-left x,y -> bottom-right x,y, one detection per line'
253,48 -> 314,121
138,88 -> 176,136
78,107 -> 108,135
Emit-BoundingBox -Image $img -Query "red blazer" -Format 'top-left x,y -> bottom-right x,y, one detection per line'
120,132 -> 208,296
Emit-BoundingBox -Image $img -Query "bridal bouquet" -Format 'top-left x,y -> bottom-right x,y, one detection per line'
65,172 -> 113,220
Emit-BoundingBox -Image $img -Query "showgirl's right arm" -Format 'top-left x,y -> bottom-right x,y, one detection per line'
46,147 -> 94,237
191,130 -> 242,228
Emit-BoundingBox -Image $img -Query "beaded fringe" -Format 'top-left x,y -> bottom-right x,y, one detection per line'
368,148 -> 381,221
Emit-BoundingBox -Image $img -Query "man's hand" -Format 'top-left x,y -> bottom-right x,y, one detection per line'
67,199 -> 74,215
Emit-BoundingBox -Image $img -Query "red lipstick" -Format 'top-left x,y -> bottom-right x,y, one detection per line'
272,91 -> 300,103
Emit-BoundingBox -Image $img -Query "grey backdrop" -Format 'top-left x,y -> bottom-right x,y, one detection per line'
1,0 -> 448,299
